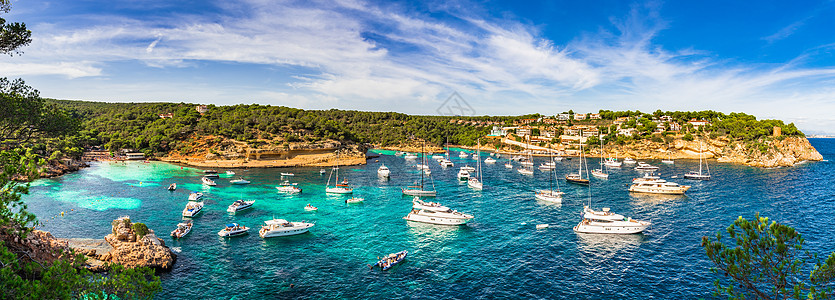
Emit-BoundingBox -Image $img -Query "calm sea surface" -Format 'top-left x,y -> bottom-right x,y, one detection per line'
22,139 -> 835,299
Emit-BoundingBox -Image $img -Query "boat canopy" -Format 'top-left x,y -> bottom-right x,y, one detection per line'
226,223 -> 238,227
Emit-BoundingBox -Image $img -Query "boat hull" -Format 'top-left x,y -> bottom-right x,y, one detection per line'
326,187 -> 353,194
402,189 -> 437,196
259,228 -> 311,238
684,174 -> 711,180
535,192 -> 562,203
573,223 -> 648,234
403,212 -> 472,226
566,177 -> 589,185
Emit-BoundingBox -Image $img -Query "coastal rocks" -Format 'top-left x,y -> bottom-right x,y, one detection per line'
0,229 -> 76,268
101,216 -> 176,271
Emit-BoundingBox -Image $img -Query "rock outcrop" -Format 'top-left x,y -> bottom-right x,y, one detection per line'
0,228 -> 76,270
598,136 -> 822,168
101,216 -> 176,270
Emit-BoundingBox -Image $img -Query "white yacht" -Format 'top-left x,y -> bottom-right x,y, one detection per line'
629,181 -> 691,195
634,162 -> 659,171
319,169 -> 326,174
539,162 -> 556,170
259,219 -> 314,238
591,169 -> 609,179
227,200 -> 255,213
201,176 -> 217,186
182,201 -> 204,218
404,201 -> 474,226
281,172 -> 294,177
467,139 -> 484,190
517,168 -> 534,176
378,164 -> 391,177
439,159 -> 454,168
170,221 -> 192,239
458,152 -> 468,158
218,223 -> 249,237
460,165 -> 475,171
603,158 -> 622,168
685,141 -> 711,180
326,151 -> 354,194
230,177 -> 250,185
276,181 -> 302,193
573,206 -> 651,234
168,183 -> 177,191
345,197 -> 364,204
432,154 -> 445,160
412,198 -> 450,211
484,157 -> 496,164
623,157 -> 637,164
404,153 -> 418,160
504,162 -> 513,169
457,169 -> 471,180
188,192 -> 203,201
632,173 -> 664,183
226,170 -> 236,175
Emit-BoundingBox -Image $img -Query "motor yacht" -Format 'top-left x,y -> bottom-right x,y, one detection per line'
226,170 -> 235,175
377,164 -> 391,177
603,158 -> 622,168
403,200 -> 474,226
504,162 -> 513,169
276,181 -> 302,193
629,181 -> 691,195
217,223 -> 249,237
304,204 -> 318,211
632,173 -> 664,183
484,157 -> 496,164
412,198 -> 450,211
517,168 -> 534,176
346,197 -> 364,204
182,201 -> 204,218
258,219 -> 314,238
203,173 -> 219,179
457,169 -> 470,180
188,192 -> 203,201
230,177 -> 250,185
170,221 -> 192,239
404,153 -> 418,160
623,158 -> 637,164
634,162 -> 659,171
439,159 -> 454,168
201,176 -> 217,186
167,183 -> 177,191
227,200 -> 255,213
204,169 -> 218,174
573,206 -> 651,234
460,165 -> 475,171
458,152 -> 468,158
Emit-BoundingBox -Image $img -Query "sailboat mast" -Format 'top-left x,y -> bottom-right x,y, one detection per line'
698,141 -> 703,174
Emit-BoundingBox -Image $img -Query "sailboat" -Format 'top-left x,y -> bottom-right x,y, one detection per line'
517,136 -> 534,176
326,150 -> 354,194
403,141 -> 437,196
468,139 -> 484,190
591,137 -> 609,179
661,150 -> 675,164
566,143 -> 590,185
684,140 -> 711,180
535,149 -> 564,203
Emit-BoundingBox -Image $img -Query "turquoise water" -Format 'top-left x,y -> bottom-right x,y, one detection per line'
23,139 -> 835,299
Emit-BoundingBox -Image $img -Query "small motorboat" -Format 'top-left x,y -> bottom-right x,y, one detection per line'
276,181 -> 302,193
218,223 -> 249,237
346,197 -> 364,204
204,169 -> 218,174
378,164 -> 391,177
304,204 -> 318,211
227,200 -> 255,213
403,153 -> 418,160
319,169 -> 326,174
460,165 -> 475,171
371,250 -> 408,271
504,162 -> 513,169
170,221 -> 193,238
230,177 -> 251,185
188,192 -> 203,201
226,170 -> 236,175
458,152 -> 468,158
634,162 -> 660,171
281,172 -> 294,177
201,176 -> 217,186
484,157 -> 496,164
182,201 -> 204,218
167,183 -> 177,191
457,169 -> 470,180
623,158 -> 637,164
203,172 -> 220,179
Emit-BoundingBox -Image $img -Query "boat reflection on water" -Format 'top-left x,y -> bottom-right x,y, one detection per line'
629,192 -> 688,203
405,221 -> 468,245
575,232 -> 646,260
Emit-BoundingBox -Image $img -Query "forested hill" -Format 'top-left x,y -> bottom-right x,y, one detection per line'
50,100 -> 507,155
48,100 -> 806,160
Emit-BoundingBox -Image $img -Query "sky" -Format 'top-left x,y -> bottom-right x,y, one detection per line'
2,0 -> 835,134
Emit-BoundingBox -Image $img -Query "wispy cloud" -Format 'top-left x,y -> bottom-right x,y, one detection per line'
4,0 -> 835,133
763,17 -> 810,44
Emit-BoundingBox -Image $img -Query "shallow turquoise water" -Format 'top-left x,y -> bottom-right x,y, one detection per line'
22,139 -> 835,299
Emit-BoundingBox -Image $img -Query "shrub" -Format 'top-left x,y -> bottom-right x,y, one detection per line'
131,222 -> 149,238
683,133 -> 694,141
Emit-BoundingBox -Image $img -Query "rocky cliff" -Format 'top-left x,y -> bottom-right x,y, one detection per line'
0,228 -> 77,272
598,136 -> 822,168
97,216 -> 176,271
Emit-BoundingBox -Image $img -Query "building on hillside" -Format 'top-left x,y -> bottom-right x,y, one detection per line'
589,113 -> 601,120
488,126 -> 507,137
669,122 -> 682,131
125,152 -> 145,160
687,119 -> 711,128
516,119 -> 537,125
196,105 -> 208,114
516,127 -> 532,137
613,116 -> 631,125
618,128 -> 637,136
560,135 -> 586,145
158,113 -> 174,119
542,118 -> 565,125
581,127 -> 599,138
574,113 -> 587,120
557,113 -> 570,120
660,115 -> 673,122
543,128 -> 559,138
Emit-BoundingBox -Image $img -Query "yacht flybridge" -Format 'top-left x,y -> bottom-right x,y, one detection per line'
629,180 -> 691,195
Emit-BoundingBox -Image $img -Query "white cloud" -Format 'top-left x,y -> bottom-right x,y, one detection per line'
4,0 -> 835,133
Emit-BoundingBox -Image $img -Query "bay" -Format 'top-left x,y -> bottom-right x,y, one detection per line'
22,139 -> 835,299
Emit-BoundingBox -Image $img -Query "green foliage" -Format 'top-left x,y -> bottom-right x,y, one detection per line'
0,1 -> 32,55
131,223 -> 149,238
0,149 -> 39,237
683,133 -> 694,141
702,214 -> 835,299
0,243 -> 161,299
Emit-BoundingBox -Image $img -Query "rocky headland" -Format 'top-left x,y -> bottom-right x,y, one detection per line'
62,216 -> 176,272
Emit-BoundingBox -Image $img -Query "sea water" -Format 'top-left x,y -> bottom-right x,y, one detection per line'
22,139 -> 835,299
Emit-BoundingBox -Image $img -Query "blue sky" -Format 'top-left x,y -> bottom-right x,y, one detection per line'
3,0 -> 835,134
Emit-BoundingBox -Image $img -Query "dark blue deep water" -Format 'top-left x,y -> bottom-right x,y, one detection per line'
22,139 -> 835,299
